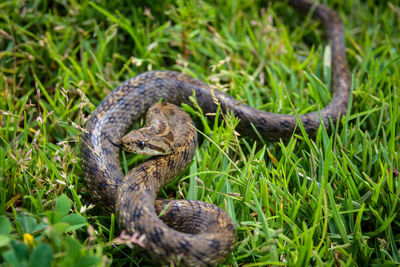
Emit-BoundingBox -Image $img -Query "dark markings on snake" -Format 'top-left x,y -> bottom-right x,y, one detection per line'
178,238 -> 193,254
127,182 -> 140,192
143,143 -> 165,153
150,226 -> 164,243
162,130 -> 174,142
131,206 -> 144,220
136,165 -> 148,174
208,238 -> 221,251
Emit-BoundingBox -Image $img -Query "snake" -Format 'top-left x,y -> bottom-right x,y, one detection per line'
80,0 -> 351,266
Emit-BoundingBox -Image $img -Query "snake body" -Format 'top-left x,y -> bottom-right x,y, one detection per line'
81,0 -> 350,266
118,102 -> 235,265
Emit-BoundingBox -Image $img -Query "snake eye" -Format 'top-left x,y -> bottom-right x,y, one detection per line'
137,141 -> 145,149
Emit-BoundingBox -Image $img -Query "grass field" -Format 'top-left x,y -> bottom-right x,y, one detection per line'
1,0 -> 399,266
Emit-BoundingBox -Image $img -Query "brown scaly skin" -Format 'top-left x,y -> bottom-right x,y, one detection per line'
117,102 -> 235,266
80,0 -> 351,266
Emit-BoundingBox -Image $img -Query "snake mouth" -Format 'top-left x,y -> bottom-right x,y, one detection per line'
107,137 -> 122,148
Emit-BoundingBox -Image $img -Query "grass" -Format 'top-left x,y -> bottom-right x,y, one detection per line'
1,0 -> 399,266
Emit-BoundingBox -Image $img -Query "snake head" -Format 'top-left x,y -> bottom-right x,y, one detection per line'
121,130 -> 173,156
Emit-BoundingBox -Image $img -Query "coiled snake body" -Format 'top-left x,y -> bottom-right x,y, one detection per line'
81,0 -> 350,266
